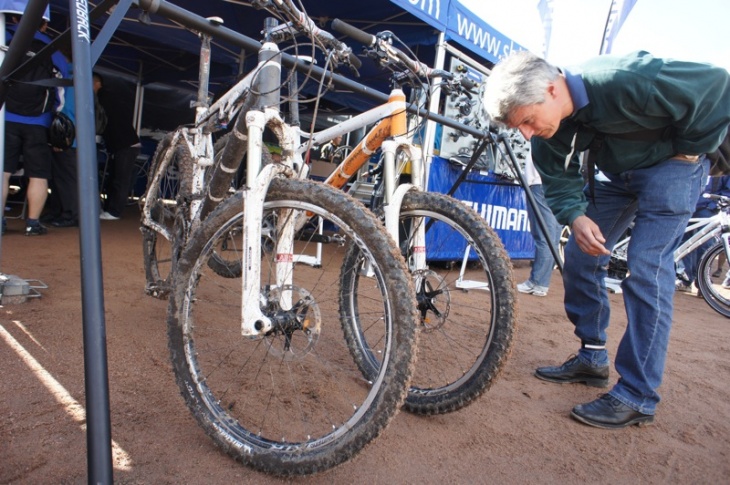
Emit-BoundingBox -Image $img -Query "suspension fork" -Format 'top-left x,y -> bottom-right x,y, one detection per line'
381,138 -> 426,272
241,107 -> 301,336
239,41 -> 294,337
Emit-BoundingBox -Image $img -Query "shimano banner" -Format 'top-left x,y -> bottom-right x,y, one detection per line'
427,157 -> 535,260
391,0 -> 527,64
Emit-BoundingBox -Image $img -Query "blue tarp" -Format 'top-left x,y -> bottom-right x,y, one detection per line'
427,156 -> 534,259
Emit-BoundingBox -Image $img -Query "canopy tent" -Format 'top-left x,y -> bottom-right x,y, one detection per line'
38,0 -> 528,129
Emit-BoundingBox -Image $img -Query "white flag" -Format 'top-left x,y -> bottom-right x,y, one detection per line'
537,0 -> 554,58
600,0 -> 638,54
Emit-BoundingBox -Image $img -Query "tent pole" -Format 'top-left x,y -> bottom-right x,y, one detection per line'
133,62 -> 143,134
420,31 -> 446,189
68,0 -> 114,481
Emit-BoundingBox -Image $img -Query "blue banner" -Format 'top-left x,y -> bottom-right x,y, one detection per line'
392,0 -> 448,31
445,0 -> 527,63
427,156 -> 535,259
390,0 -> 528,64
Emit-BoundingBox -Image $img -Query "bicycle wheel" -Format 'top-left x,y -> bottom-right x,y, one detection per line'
696,242 -> 730,318
141,133 -> 193,298
340,191 -> 516,415
167,179 -> 418,476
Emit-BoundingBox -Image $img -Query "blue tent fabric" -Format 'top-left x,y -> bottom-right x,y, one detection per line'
38,1 -> 527,130
44,0 -> 522,95
41,0 -> 446,117
0,0 -> 49,20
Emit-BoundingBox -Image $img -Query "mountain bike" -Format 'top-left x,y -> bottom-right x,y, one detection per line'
140,1 -> 419,475
311,20 -> 516,415
607,193 -> 730,318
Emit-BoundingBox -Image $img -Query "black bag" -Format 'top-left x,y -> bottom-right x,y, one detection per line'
5,37 -> 60,117
49,111 -> 75,150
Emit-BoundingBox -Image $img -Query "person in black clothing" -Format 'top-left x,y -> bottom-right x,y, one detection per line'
93,72 -> 140,220
2,16 -> 68,236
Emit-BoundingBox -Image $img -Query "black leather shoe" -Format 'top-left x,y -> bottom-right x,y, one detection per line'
535,355 -> 609,387
571,394 -> 654,429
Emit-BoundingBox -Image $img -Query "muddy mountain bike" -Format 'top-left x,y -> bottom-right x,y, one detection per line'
140,1 -> 419,476
309,20 -> 516,415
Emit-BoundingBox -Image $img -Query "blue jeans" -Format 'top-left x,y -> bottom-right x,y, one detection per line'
526,184 -> 562,287
563,157 -> 707,415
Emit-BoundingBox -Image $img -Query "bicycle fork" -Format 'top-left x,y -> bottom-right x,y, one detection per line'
380,138 -> 427,272
240,108 -> 298,336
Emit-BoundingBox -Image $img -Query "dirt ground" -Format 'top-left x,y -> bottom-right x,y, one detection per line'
1,204 -> 728,484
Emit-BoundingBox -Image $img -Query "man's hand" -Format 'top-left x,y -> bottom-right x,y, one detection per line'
571,215 -> 611,256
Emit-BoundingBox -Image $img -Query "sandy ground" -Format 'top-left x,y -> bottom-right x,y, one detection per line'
1,205 -> 729,484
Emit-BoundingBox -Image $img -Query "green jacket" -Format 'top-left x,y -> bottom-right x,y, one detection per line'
531,51 -> 730,226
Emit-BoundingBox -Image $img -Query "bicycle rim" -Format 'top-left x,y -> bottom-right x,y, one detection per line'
340,191 -> 515,414
697,242 -> 730,318
167,180 -> 417,476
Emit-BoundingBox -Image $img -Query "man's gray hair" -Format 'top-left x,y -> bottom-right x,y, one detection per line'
483,51 -> 560,124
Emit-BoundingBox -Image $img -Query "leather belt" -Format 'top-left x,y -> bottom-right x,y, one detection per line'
674,154 -> 700,162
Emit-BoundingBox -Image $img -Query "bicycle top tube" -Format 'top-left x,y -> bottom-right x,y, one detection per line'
311,89 -> 409,190
299,92 -> 407,153
195,39 -> 284,131
684,213 -> 722,234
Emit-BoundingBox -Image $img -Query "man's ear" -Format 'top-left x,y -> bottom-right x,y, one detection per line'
546,82 -> 557,99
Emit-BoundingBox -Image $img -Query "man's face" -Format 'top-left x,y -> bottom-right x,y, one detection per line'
505,84 -> 563,140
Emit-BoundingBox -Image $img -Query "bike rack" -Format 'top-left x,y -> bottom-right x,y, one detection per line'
455,246 -> 490,291
0,274 -> 47,304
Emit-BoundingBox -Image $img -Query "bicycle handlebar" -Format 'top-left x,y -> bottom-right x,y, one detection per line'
703,193 -> 726,200
332,19 -> 432,77
331,19 -> 376,47
332,18 -> 477,93
702,193 -> 730,210
263,1 -> 361,69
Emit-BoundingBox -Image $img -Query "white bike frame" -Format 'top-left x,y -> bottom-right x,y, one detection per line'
607,199 -> 730,293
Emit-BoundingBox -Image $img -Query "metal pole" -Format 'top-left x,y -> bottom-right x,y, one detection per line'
420,31 -> 446,188
0,13 -> 6,271
68,0 -> 114,482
